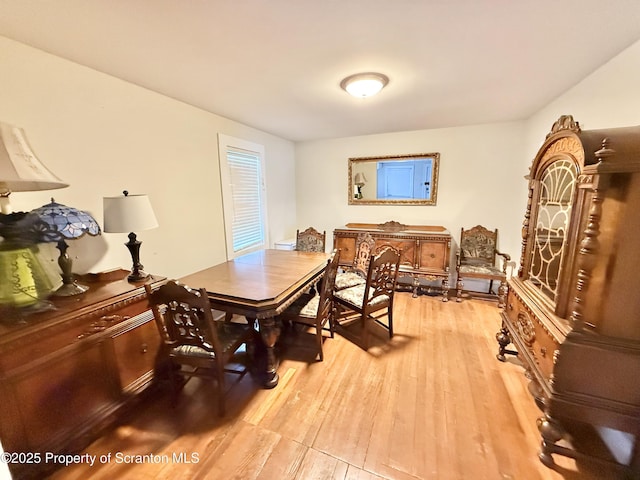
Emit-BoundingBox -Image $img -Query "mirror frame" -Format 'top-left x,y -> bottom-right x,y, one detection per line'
348,152 -> 440,205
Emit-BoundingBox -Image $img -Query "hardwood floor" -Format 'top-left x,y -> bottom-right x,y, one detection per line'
48,293 -> 623,480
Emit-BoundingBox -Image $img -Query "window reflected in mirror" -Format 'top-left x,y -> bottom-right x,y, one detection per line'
348,153 -> 440,205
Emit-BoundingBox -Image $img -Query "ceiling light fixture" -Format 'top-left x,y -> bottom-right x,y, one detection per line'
340,72 -> 389,98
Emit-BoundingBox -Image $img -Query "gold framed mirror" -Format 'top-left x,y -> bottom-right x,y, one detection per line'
348,152 -> 440,205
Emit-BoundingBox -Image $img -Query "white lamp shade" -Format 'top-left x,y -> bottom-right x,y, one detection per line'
354,173 -> 367,185
0,122 -> 68,192
103,193 -> 158,233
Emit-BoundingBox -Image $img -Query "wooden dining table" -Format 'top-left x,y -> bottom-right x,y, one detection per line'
180,249 -> 330,388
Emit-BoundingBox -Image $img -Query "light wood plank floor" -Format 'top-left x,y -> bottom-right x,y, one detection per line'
49,293 -> 623,480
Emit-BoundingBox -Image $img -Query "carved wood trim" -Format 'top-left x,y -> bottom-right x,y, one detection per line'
377,220 -> 408,232
570,187 -> 604,330
546,115 -> 581,139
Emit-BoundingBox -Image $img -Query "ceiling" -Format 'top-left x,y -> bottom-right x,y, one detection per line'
1,1 -> 640,142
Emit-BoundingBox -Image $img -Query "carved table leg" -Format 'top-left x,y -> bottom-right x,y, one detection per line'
441,277 -> 449,302
412,277 -> 420,298
254,316 -> 280,389
495,321 -> 514,362
456,278 -> 463,302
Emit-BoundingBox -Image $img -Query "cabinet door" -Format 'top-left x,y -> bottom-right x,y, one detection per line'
334,235 -> 357,265
0,340 -> 119,453
417,239 -> 449,272
111,311 -> 162,393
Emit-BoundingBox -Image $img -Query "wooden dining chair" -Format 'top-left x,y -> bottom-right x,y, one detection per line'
334,231 -> 375,290
296,227 -> 326,252
145,280 -> 255,416
277,249 -> 340,361
333,246 -> 401,349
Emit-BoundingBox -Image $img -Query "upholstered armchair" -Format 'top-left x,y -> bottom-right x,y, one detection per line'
455,225 -> 510,307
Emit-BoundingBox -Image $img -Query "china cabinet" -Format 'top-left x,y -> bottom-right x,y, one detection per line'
497,115 -> 640,473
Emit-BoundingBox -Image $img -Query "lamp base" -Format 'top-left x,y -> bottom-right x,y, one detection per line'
127,269 -> 149,283
52,281 -> 90,297
125,232 -> 150,283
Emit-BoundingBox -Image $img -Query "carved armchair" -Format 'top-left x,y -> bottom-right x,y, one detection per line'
455,225 -> 510,307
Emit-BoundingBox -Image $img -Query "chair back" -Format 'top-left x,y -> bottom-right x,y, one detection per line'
146,280 -> 222,354
365,246 -> 401,305
296,227 -> 326,252
459,225 -> 498,267
316,249 -> 340,321
352,232 -> 376,277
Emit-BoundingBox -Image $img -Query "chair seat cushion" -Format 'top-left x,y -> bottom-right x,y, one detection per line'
335,271 -> 366,290
459,264 -> 504,276
333,283 -> 389,308
172,344 -> 216,359
171,321 -> 251,358
281,292 -> 320,319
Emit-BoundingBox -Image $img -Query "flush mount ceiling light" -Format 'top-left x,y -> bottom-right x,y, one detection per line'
340,72 -> 389,98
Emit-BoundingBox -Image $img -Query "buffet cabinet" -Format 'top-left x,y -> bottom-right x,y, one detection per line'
333,221 -> 451,300
0,270 -> 166,479
497,116 -> 640,474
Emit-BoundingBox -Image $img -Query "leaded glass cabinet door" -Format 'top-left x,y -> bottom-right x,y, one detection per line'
527,157 -> 578,305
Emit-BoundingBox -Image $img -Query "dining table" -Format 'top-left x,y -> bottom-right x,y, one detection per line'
179,249 -> 330,388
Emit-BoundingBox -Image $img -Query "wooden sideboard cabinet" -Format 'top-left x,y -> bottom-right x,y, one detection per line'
497,116 -> 640,475
0,269 -> 166,480
333,221 -> 451,300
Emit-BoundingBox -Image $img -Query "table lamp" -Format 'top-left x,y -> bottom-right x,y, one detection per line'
31,199 -> 101,296
0,121 -> 68,312
103,190 -> 158,282
0,121 -> 68,214
0,212 -> 55,311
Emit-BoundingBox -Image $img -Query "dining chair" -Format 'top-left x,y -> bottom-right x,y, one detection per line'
277,249 -> 340,361
296,226 -> 326,252
334,231 -> 375,290
455,225 -> 511,307
333,246 -> 401,349
145,280 -> 255,416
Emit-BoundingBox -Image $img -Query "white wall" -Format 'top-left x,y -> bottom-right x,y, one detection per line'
295,38 -> 640,285
3,32 -> 640,286
0,36 -> 296,280
295,122 -> 527,284
525,39 -> 640,160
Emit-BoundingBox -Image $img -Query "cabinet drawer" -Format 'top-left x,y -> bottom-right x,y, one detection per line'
111,311 -> 162,392
0,300 -> 150,373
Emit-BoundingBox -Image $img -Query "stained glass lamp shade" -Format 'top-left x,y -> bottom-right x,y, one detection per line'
31,199 -> 101,296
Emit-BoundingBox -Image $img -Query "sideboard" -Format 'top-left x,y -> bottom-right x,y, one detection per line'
0,269 -> 166,480
333,221 -> 452,300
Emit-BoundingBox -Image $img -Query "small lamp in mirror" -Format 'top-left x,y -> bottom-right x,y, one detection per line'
103,191 -> 158,282
354,172 -> 367,199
